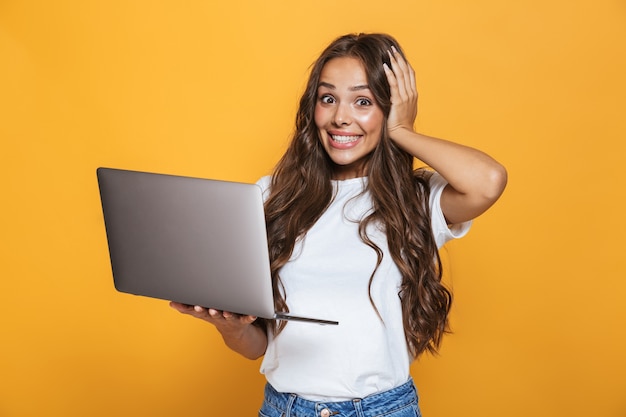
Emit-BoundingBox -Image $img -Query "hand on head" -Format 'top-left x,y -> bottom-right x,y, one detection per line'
383,46 -> 418,139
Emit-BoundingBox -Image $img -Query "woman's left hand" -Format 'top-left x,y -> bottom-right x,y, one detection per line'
383,46 -> 418,140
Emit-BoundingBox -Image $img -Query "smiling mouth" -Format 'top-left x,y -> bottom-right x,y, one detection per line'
330,134 -> 361,144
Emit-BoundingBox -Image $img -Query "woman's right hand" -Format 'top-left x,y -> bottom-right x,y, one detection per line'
169,302 -> 267,359
170,302 -> 257,328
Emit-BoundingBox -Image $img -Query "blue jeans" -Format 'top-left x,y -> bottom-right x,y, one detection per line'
258,378 -> 422,417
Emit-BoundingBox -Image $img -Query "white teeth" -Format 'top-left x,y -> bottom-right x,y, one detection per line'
331,134 -> 359,143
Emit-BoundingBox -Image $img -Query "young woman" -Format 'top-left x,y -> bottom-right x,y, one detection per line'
171,33 -> 507,416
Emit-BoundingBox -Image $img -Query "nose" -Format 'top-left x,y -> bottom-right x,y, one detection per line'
333,102 -> 352,126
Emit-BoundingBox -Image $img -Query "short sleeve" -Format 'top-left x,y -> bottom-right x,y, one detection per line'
256,175 -> 272,202
428,171 -> 472,248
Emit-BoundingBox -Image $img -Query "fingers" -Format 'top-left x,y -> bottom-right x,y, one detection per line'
169,301 -> 194,313
207,307 -> 232,320
387,47 -> 407,99
383,62 -> 398,96
385,46 -> 417,102
206,308 -> 258,325
383,46 -> 418,135
170,302 -> 256,324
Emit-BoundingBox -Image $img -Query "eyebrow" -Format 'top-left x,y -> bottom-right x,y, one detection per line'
318,81 -> 371,91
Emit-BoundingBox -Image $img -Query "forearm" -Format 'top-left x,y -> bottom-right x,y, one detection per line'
392,128 -> 507,200
220,322 -> 268,360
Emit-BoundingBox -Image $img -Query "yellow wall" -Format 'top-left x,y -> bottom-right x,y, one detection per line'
1,1 -> 624,416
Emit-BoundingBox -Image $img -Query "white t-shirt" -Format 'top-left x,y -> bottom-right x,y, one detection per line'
256,173 -> 471,401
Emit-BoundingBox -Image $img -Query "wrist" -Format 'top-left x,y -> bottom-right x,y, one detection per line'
388,126 -> 418,147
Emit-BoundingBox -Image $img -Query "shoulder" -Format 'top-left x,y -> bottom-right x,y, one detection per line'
412,168 -> 445,197
255,175 -> 272,200
427,171 -> 447,196
426,171 -> 473,247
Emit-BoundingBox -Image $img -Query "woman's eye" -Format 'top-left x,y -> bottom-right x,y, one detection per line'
320,95 -> 335,104
356,98 -> 372,106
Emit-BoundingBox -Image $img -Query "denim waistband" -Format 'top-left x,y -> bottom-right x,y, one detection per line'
262,378 -> 419,417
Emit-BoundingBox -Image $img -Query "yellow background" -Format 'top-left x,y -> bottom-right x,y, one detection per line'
1,0 -> 625,416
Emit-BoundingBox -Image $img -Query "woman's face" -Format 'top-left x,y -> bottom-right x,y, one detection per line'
314,57 -> 384,180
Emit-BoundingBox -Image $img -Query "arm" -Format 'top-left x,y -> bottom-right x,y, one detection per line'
383,48 -> 507,224
170,302 -> 268,360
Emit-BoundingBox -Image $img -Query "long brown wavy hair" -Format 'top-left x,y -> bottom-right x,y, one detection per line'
258,33 -> 451,357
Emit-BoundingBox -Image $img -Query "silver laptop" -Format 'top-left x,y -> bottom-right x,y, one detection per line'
96,167 -> 338,325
